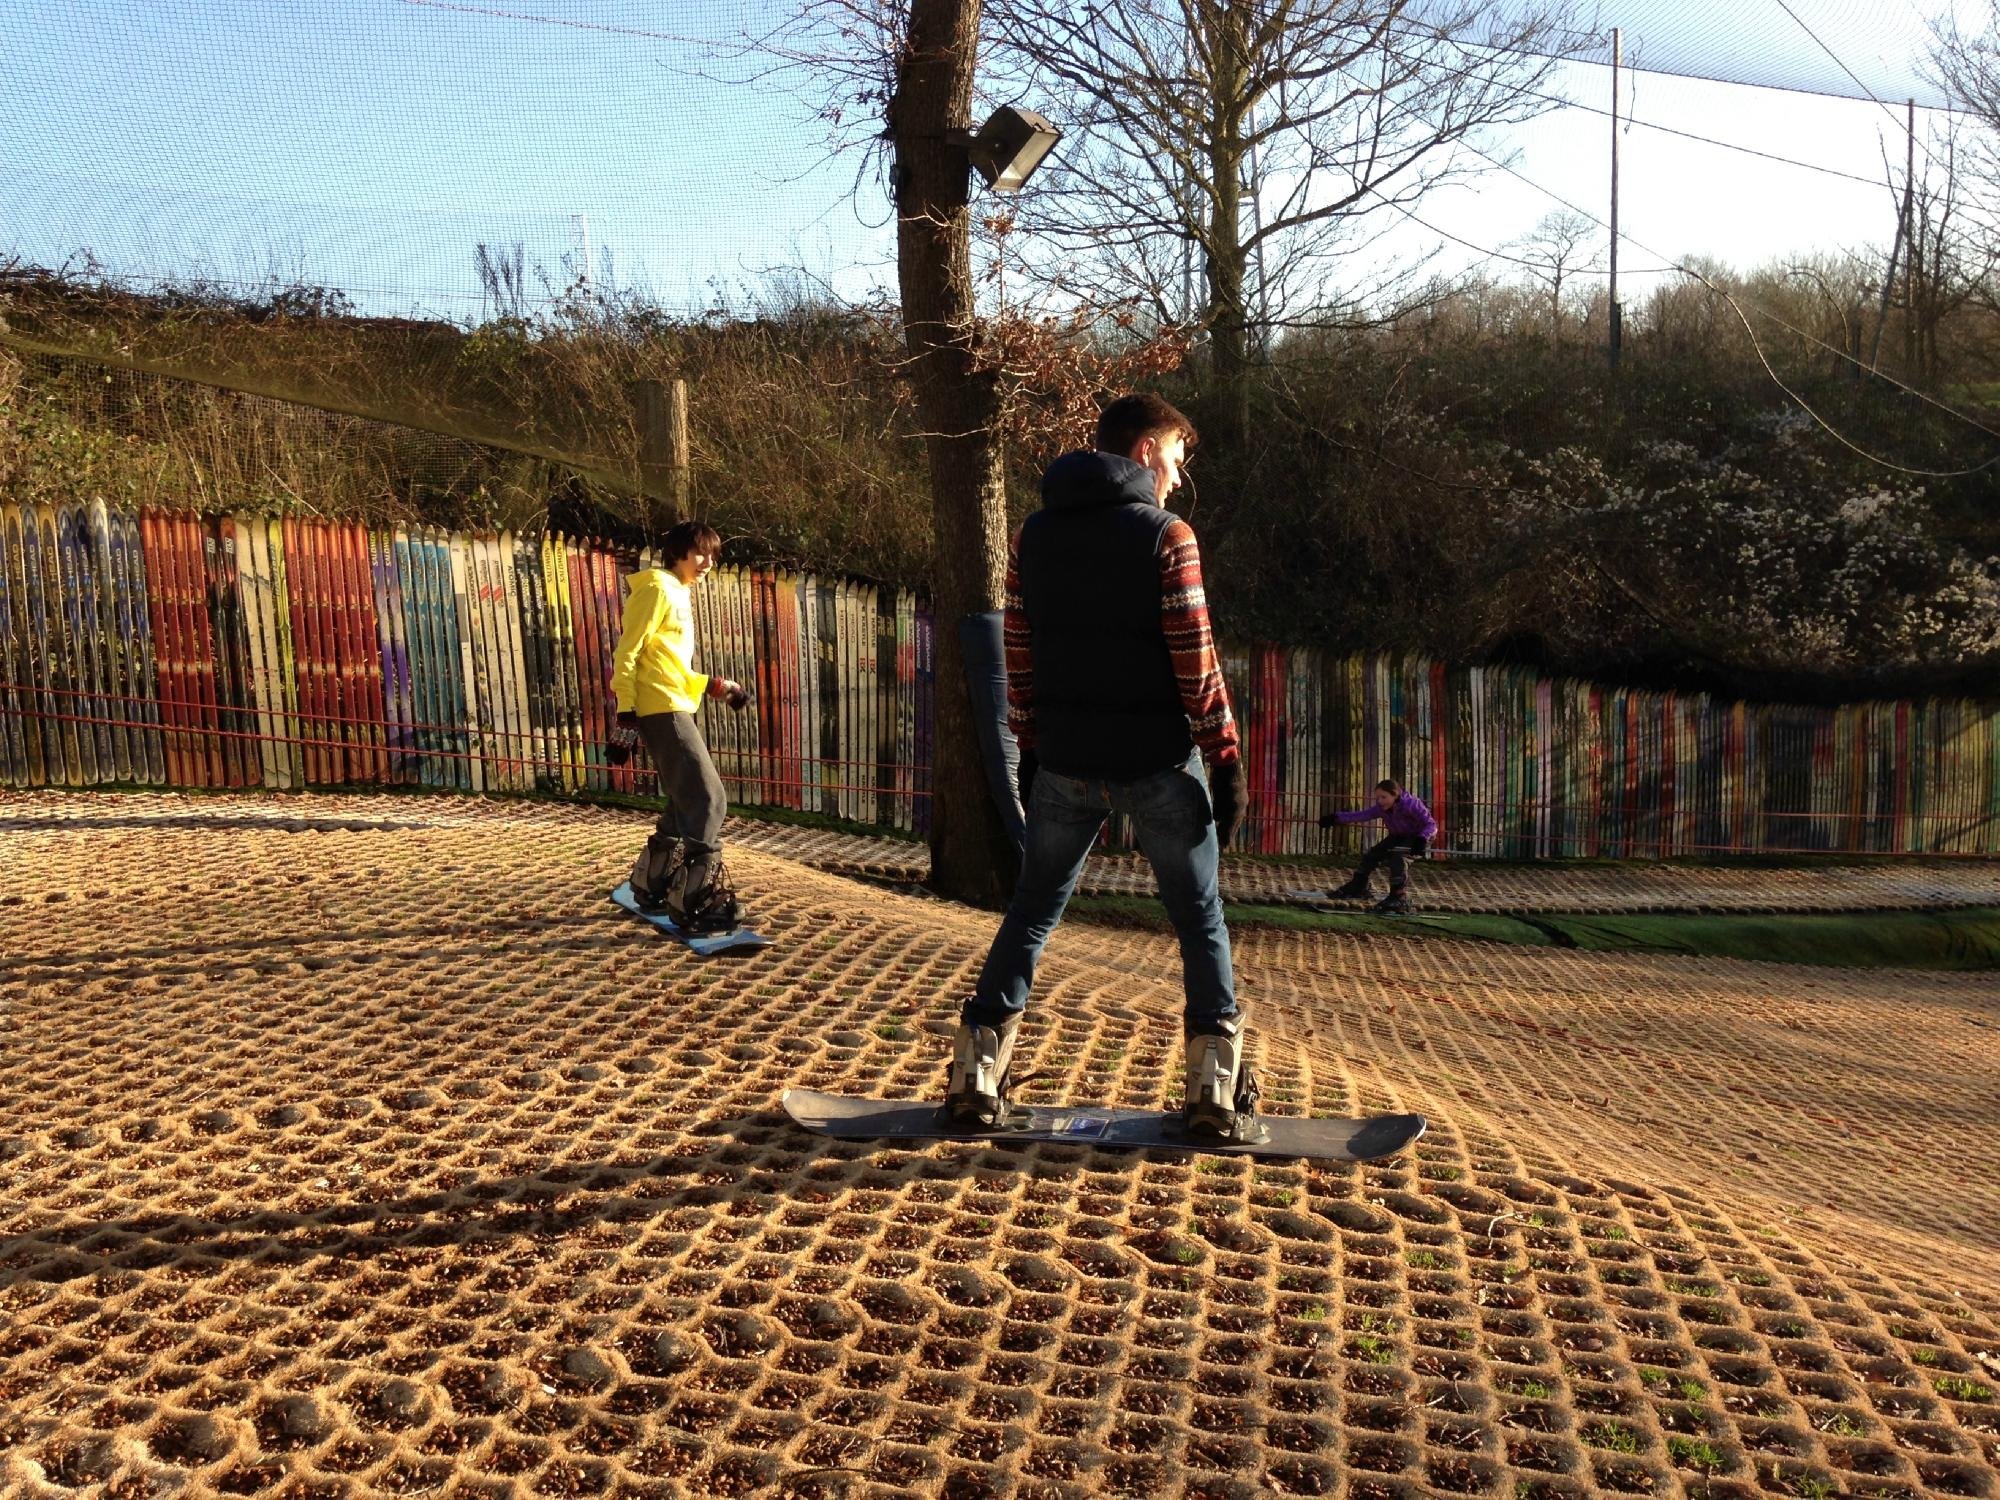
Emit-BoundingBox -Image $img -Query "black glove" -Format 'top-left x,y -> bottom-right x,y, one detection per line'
1406,836 -> 1429,858
1209,758 -> 1246,847
725,685 -> 750,711
1317,811 -> 1342,830
608,712 -> 641,767
1015,747 -> 1039,809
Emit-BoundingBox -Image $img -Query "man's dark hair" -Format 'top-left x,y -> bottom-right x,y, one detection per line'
1376,779 -> 1401,795
661,520 -> 722,566
1096,392 -> 1198,459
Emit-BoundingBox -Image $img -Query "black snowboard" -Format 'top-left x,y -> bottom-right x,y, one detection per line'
782,1088 -> 1426,1163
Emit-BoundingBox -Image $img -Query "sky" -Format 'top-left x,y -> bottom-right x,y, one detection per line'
0,0 -> 1981,323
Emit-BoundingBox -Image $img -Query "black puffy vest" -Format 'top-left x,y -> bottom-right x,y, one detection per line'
1018,450 -> 1192,779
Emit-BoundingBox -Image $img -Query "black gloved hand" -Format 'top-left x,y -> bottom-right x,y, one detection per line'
608,712 -> 641,767
1209,757 -> 1247,847
1407,836 -> 1429,859
725,685 -> 750,712
1317,810 -> 1341,830
1015,747 -> 1039,810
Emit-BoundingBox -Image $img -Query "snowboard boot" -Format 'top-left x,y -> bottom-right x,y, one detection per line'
1181,1015 -> 1266,1144
630,834 -> 686,913
1328,878 -> 1372,901
666,842 -> 742,934
1372,890 -> 1412,915
942,1014 -> 1023,1130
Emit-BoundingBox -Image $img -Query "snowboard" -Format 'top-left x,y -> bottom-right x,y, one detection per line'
608,881 -> 771,957
781,1088 -> 1427,1163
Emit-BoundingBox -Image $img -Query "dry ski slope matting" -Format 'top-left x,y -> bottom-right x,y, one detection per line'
720,822 -> 2000,917
3,791 -> 1998,1500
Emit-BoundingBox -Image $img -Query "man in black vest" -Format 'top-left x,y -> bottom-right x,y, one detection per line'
944,393 -> 1257,1141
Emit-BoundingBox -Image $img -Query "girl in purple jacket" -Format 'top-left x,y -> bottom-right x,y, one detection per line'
1319,779 -> 1437,913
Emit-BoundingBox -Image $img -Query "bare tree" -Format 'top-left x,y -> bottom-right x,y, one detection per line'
1933,2 -> 2000,156
1779,258 -> 1871,376
740,0 -> 1023,899
1897,123 -> 1997,386
475,242 -> 530,324
986,0 -> 1588,440
889,0 -> 1024,903
1930,6 -> 2000,291
1507,210 -> 1599,349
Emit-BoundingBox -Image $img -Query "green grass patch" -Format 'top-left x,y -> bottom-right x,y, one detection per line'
1667,1435 -> 1727,1469
1582,1421 -> 1643,1454
1934,1375 -> 1993,1401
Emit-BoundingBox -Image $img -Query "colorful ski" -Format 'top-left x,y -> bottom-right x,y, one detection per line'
0,505 -> 30,786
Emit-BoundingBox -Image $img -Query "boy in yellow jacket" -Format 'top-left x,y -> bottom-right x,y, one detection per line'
610,521 -> 748,931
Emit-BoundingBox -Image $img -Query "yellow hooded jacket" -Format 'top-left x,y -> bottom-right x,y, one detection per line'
610,568 -> 710,716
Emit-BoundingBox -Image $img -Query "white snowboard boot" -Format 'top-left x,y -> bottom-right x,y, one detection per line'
1183,1015 -> 1265,1143
943,1014 -> 1023,1129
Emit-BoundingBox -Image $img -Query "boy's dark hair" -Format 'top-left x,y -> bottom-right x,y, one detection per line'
661,520 -> 722,566
1096,392 -> 1198,459
1376,779 -> 1401,795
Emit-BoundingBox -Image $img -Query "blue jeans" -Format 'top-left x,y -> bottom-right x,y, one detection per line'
966,753 -> 1238,1030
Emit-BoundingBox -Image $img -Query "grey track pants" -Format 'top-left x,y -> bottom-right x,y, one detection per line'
638,711 -> 727,851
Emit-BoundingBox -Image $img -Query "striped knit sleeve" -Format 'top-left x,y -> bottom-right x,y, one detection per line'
1159,518 -> 1238,763
1003,529 -> 1035,751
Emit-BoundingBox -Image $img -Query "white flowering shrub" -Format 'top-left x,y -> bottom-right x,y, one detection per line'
1500,433 -> 2000,682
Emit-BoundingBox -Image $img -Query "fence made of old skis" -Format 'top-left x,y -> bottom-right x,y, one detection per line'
2,502 -> 1996,858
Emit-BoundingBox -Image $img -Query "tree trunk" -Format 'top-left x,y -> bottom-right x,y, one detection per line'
893,0 -> 1016,905
1203,1 -> 1252,446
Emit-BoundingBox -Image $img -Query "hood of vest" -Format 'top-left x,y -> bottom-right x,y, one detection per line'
1040,449 -> 1161,512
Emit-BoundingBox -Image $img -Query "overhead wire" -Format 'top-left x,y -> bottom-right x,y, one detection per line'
1373,8 -> 1951,111
1762,0 -> 1997,267
1381,200 -> 1676,277
1386,4 -> 2000,285
1226,22 -> 2000,306
391,0 -> 715,46
1440,134 -> 2000,477
1416,20 -> 2000,281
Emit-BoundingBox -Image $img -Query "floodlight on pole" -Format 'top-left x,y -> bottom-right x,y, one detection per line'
950,106 -> 1061,193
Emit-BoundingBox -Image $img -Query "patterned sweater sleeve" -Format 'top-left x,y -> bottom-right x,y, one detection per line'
1003,529 -> 1035,751
1158,519 -> 1239,764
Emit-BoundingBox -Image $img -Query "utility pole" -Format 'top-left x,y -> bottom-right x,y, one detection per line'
573,213 -> 592,291
1868,99 -> 1915,373
1608,27 -> 1622,372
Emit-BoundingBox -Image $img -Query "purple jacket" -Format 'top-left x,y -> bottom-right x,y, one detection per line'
1336,792 -> 1437,841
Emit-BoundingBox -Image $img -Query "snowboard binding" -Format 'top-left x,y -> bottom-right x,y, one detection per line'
631,835 -> 743,933
940,1015 -> 1028,1131
1180,1016 -> 1269,1146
